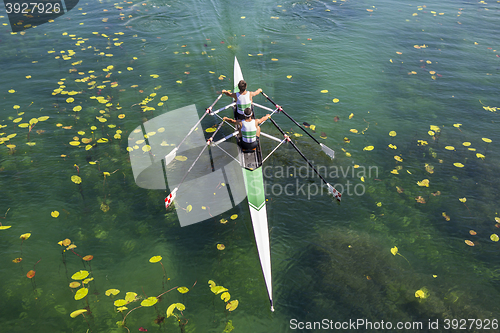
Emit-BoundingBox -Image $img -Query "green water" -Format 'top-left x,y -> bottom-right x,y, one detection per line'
1,0 -> 500,332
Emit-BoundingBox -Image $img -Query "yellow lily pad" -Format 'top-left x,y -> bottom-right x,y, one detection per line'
417,179 -> 429,187
19,232 -> 31,241
211,285 -> 228,295
177,287 -> 189,294
69,282 -> 81,288
221,292 -> 230,302
430,125 -> 440,132
415,290 -> 425,298
125,292 -> 137,303
82,277 -> 94,284
70,309 -> 87,318
226,300 -> 239,311
75,288 -> 88,300
141,297 -> 158,307
71,270 -> 89,280
105,289 -> 120,296
71,175 -> 82,184
149,255 -> 162,263
114,299 -> 127,307
166,303 -> 185,318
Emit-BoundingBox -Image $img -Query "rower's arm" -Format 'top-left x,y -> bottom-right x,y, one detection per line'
223,116 -> 238,124
250,88 -> 263,98
222,90 -> 237,99
257,114 -> 271,125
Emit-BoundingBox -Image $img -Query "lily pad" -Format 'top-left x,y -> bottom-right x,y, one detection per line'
75,288 -> 88,300
105,289 -> 120,296
70,309 -> 87,318
141,297 -> 158,307
149,256 -> 162,263
71,270 -> 89,280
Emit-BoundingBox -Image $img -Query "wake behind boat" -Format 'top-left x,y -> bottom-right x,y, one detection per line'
163,56 -> 341,311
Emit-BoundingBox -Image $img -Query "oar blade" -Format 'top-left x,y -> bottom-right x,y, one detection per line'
320,143 -> 335,159
164,148 -> 178,166
327,183 -> 342,202
164,188 -> 178,209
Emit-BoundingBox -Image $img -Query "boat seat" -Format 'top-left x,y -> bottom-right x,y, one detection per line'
238,138 -> 258,153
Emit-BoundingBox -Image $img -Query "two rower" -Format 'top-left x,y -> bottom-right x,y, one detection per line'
223,79 -> 283,150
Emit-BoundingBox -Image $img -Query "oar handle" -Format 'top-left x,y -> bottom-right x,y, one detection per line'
262,92 -> 321,145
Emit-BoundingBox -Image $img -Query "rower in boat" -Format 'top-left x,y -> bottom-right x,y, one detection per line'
222,80 -> 263,120
223,108 -> 271,151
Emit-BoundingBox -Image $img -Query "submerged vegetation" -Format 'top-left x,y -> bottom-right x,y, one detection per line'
308,227 -> 498,323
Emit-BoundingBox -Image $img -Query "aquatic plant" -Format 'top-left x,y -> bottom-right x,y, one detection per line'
26,258 -> 41,296
70,309 -> 91,331
208,279 -> 239,331
391,246 -> 410,266
149,255 -> 168,289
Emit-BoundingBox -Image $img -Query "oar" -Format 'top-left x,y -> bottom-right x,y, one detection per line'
262,92 -> 335,159
164,94 -> 223,166
267,117 -> 341,202
165,119 -> 226,209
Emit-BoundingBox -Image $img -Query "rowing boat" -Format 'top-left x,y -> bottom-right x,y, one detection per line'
163,56 -> 341,312
233,57 -> 274,311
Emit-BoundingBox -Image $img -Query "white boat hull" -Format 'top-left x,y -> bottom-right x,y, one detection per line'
234,56 -> 274,311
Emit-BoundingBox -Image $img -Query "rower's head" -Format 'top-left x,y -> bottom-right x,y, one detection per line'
244,108 -> 253,118
238,80 -> 247,92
